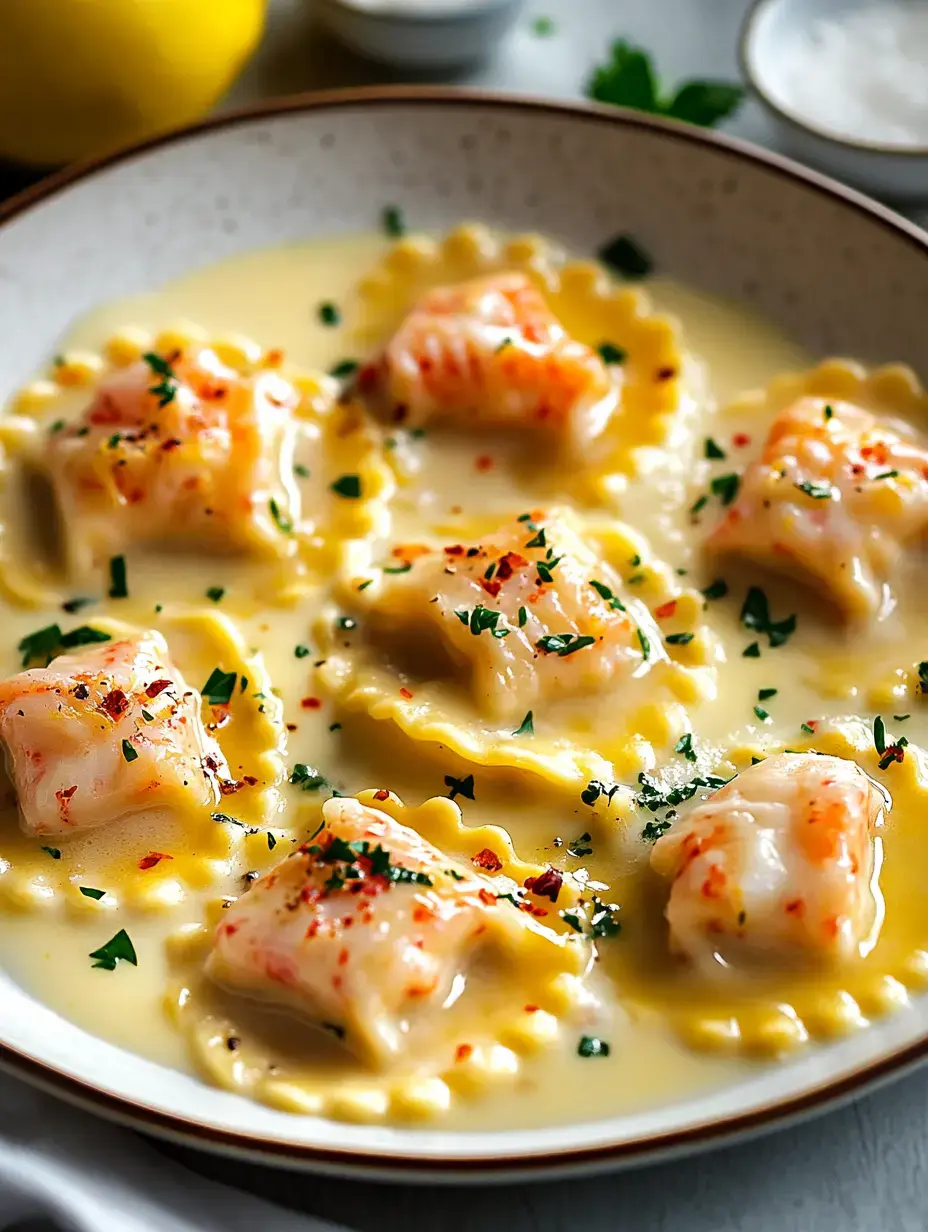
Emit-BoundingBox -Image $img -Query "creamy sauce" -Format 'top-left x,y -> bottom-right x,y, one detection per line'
1,229 -> 927,1132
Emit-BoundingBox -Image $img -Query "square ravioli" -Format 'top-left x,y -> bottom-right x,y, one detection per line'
0,630 -> 229,837
358,272 -> 620,454
45,345 -> 301,574
207,797 -> 538,1067
707,397 -> 928,617
358,509 -> 664,723
650,753 -> 888,970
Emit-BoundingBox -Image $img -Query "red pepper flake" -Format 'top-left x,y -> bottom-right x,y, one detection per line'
471,848 -> 503,872
733,433 -> 751,448
263,348 -> 284,368
480,578 -> 502,598
373,789 -> 390,801
524,866 -> 562,902
785,897 -> 804,915
99,688 -> 129,719
455,1043 -> 473,1062
73,682 -> 90,701
145,679 -> 171,699
56,785 -> 78,802
301,697 -> 322,710
524,1004 -> 539,1013
160,437 -> 182,451
475,454 -> 494,472
243,775 -> 258,786
496,551 -> 527,583
139,852 -> 172,870
444,544 -> 466,557
655,366 -> 678,381
477,887 -> 496,906
654,600 -> 678,620
286,723 -> 298,732
356,363 -> 381,394
219,779 -> 243,795
399,687 -> 413,700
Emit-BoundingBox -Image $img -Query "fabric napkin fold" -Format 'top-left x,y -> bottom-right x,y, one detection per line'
0,1073 -> 344,1232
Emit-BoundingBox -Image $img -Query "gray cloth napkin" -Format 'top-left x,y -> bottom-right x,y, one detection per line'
0,1074 -> 345,1232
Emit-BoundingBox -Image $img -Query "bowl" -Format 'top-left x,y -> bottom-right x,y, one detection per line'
1,88 -> 928,1181
740,0 -> 928,202
314,0 -> 525,69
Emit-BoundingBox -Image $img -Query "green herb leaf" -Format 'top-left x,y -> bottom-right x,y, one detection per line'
675,733 -> 696,762
513,710 -> 534,737
108,555 -> 128,599
532,14 -> 555,35
704,437 -> 726,460
689,494 -> 709,516
89,928 -> 137,970
294,644 -> 310,658
874,715 -> 886,757
597,341 -> 627,365
41,846 -> 61,860
18,624 -> 64,667
269,497 -> 293,533
874,470 -> 899,481
295,463 -> 310,479
383,561 -> 412,574
918,662 -> 928,692
597,232 -> 653,279
665,81 -> 745,127
666,632 -> 694,645
329,359 -> 359,379
121,738 -> 138,763
80,887 -> 105,900
525,527 -> 547,549
206,587 -> 225,603
382,206 -> 406,237
758,687 -> 777,701
290,764 -> 328,792
202,668 -> 237,706
577,1035 -> 610,1058
536,633 -> 596,657
331,474 -> 362,499
743,642 -> 761,658
318,301 -> 341,327
590,579 -> 626,611
795,480 -> 833,500
267,832 -> 277,851
702,578 -> 728,601
445,773 -> 475,801
518,605 -> 528,627
710,472 -> 740,505
568,831 -> 593,858
754,705 -> 770,722
641,818 -> 671,842
637,628 -> 651,659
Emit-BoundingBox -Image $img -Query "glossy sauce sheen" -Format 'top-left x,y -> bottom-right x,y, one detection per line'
1,231 -> 927,1132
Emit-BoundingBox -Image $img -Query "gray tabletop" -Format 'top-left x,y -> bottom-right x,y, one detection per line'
163,1 -> 928,1227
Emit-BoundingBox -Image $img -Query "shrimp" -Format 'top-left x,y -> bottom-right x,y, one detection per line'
0,631 -> 229,837
707,397 -> 928,618
45,346 -> 300,575
207,797 -> 516,1067
650,753 -> 888,971
358,272 -> 620,454
365,508 -> 665,722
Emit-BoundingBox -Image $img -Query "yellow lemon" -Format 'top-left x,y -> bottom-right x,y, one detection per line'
0,0 -> 267,167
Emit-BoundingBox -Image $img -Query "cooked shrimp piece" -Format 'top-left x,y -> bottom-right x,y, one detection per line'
707,397 -> 928,617
0,631 -> 229,837
45,345 -> 301,576
207,797 -> 524,1067
359,272 -> 620,453
362,508 -> 665,722
650,753 -> 888,971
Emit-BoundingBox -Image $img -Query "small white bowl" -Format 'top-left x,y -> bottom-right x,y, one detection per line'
740,0 -> 928,201
315,0 -> 526,70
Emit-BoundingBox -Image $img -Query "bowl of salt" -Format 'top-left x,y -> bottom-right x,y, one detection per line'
741,0 -> 928,201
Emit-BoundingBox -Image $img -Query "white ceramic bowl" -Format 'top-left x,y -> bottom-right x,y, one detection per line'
2,88 -> 928,1181
741,0 -> 928,202
315,0 -> 525,69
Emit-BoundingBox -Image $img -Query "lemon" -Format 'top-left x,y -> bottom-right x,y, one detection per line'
0,0 -> 267,167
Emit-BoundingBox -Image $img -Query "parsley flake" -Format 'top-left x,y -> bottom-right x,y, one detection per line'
41,846 -> 61,860
536,633 -> 596,656
704,437 -> 726,460
675,733 -> 696,762
590,579 -> 626,611
382,205 -> 406,237
108,555 -> 128,599
318,301 -> 341,327
641,818 -> 671,842
121,739 -> 138,762
597,341 -> 627,365
290,764 -> 328,792
445,773 -> 475,801
206,587 -> 225,603
740,587 -> 796,647
637,628 -> 651,659
202,668 -> 237,706
710,472 -> 740,505
513,710 -> 534,737
795,480 -> 833,500
597,232 -> 653,279
269,498 -> 293,533
294,645 -> 310,658
758,687 -> 777,701
89,928 -> 137,970
577,1035 -> 610,1058
80,887 -> 105,900
702,578 -> 728,601
331,474 -> 362,499
329,359 -> 359,379
666,632 -> 694,645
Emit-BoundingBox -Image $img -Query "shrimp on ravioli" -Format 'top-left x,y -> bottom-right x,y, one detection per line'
207,797 -> 566,1067
358,272 -> 620,454
650,753 -> 888,971
708,397 -> 928,618
44,345 -> 301,575
0,630 -> 228,837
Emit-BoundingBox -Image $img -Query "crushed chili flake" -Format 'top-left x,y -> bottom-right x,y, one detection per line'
286,722 -> 298,732
99,688 -> 129,719
475,454 -> 494,472
138,852 -> 172,871
654,599 -> 678,620
733,432 -> 751,447
655,366 -> 677,381
301,697 -> 322,710
471,848 -> 503,872
399,687 -> 413,699
524,1004 -> 539,1013
243,775 -> 258,786
455,1043 -> 473,1062
373,789 -> 390,801
524,866 -> 563,902
145,679 -> 171,699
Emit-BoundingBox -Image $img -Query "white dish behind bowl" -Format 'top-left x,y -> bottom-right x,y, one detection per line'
1,89 -> 928,1180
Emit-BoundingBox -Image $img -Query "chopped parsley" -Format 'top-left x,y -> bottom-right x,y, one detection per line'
754,705 -> 770,722
636,769 -> 729,813
89,928 -> 137,970
702,578 -> 728,601
580,780 -> 624,807
590,579 -> 626,611
801,723 -> 815,734
525,528 -> 547,549
267,832 -> 277,851
382,205 -> 406,237
641,818 -> 671,842
269,497 -> 293,533
329,359 -> 359,379
536,633 -> 596,656
331,474 -> 362,499
824,405 -> 834,420
637,628 -> 651,659
597,341 -> 627,365
597,232 -> 653,279
740,586 -> 796,648
295,463 -> 310,479
41,846 -> 61,860
743,642 -> 761,658
142,352 -> 177,407
294,644 -> 310,658
206,587 -> 225,603
445,773 -> 475,801
18,623 -> 112,667
567,831 -> 593,858
79,887 -> 106,900
495,336 -> 513,354
795,480 -> 833,500
518,606 -> 528,627
108,555 -> 128,599
666,632 -> 694,645
336,616 -> 357,632
689,494 -> 709,516
383,561 -> 412,574
589,899 -> 622,938
532,14 -> 556,35
201,668 -> 237,706
121,739 -> 138,762
675,733 -> 696,762
577,1035 -> 610,1058
290,764 -> 328,792
318,301 -> 341,327
61,596 -> 94,614
456,604 -> 508,638
710,472 -> 740,505
758,687 -> 777,701
704,437 -> 726,460
513,711 -> 534,737
873,715 -> 886,757
918,662 -> 928,692
874,470 -> 899,481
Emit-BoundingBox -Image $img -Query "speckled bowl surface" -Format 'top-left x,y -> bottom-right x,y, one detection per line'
1,88 -> 928,1182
